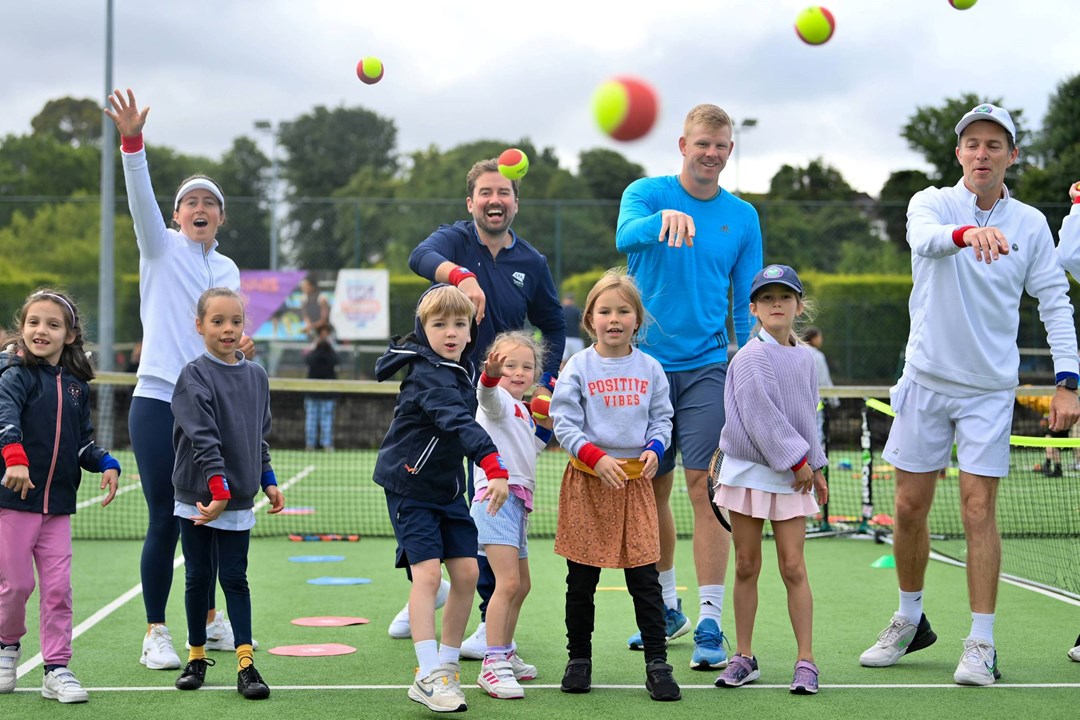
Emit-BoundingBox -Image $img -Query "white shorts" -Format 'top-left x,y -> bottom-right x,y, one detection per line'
883,378 -> 1013,478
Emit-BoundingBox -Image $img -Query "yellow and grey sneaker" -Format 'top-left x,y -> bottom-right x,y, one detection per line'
408,663 -> 467,712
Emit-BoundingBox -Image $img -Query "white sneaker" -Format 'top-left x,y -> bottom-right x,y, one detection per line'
1069,643 -> 1080,662
188,613 -> 259,651
408,662 -> 467,712
0,645 -> 20,693
460,622 -> 487,660
954,639 -> 1000,686
140,625 -> 181,670
389,578 -> 451,639
508,650 -> 538,681
478,657 -> 524,699
41,668 -> 89,703
859,612 -> 937,667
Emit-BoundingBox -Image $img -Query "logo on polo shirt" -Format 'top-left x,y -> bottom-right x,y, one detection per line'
512,272 -> 525,288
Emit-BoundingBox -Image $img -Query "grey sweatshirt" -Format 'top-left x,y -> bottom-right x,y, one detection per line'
172,353 -> 272,510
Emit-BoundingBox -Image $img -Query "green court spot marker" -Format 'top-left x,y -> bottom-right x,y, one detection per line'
871,555 -> 896,569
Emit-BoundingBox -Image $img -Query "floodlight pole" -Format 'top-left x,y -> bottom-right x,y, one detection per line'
733,117 -> 758,195
254,120 -> 280,270
97,0 -> 116,446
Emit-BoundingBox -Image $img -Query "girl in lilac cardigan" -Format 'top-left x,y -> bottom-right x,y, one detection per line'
713,265 -> 828,696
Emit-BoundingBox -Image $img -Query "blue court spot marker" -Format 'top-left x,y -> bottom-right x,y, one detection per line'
289,555 -> 346,563
307,577 -> 372,586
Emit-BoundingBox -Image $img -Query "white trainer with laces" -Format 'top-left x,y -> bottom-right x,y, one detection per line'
389,578 -> 451,639
460,622 -> 487,660
42,668 -> 89,703
141,625 -> 181,670
953,638 -> 1001,686
508,651 -> 538,681
0,645 -> 20,693
1070,644 -> 1080,662
408,662 -> 467,712
478,658 -> 524,699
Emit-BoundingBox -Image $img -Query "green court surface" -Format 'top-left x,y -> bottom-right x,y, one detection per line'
5,537 -> 1078,719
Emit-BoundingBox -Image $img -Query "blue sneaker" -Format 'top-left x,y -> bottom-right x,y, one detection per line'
628,599 -> 693,650
690,618 -> 728,670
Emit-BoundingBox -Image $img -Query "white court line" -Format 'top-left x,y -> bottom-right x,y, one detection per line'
9,682 -> 1080,693
75,481 -> 142,511
15,465 -> 317,680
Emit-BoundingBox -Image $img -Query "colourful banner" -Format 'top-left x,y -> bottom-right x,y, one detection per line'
329,269 -> 390,340
239,270 -> 307,337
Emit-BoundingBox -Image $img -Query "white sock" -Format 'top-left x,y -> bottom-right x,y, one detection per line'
658,568 -> 678,611
698,585 -> 724,627
968,612 -> 995,645
415,639 -> 439,678
898,589 -> 924,624
438,644 -> 461,666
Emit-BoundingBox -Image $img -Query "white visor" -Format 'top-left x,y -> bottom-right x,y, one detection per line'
174,178 -> 225,211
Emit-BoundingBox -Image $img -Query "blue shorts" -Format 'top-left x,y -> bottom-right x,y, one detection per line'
385,490 -> 478,569
470,493 -> 528,559
658,362 -> 728,475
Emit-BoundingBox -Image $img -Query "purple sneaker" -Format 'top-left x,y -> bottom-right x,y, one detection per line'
790,660 -> 819,695
714,654 -> 759,688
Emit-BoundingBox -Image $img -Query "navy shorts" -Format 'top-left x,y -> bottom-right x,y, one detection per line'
658,362 -> 728,476
386,489 -> 478,569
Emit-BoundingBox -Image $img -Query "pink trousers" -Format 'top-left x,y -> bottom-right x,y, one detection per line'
0,508 -> 73,666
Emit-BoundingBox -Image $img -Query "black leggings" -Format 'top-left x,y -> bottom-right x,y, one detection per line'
564,559 -> 667,664
178,520 -> 252,648
130,397 -> 217,624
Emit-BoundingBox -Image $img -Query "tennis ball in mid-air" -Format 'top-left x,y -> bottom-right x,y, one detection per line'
592,76 -> 658,142
530,393 -> 551,421
498,148 -> 529,180
356,57 -> 384,85
795,6 -> 835,45
949,0 -> 977,9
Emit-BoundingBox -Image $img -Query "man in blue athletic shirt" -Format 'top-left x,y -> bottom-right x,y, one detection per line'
616,103 -> 763,672
394,157 -> 565,661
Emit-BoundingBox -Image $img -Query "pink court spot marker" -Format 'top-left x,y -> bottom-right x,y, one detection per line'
291,616 -> 370,627
268,643 -> 357,657
279,507 -> 316,515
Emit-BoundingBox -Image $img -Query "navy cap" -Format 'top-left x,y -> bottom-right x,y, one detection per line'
750,264 -> 803,300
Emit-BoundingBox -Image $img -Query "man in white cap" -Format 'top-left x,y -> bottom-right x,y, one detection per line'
858,103 -> 1080,685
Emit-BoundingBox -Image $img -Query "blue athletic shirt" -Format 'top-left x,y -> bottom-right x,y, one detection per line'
616,175 -> 763,371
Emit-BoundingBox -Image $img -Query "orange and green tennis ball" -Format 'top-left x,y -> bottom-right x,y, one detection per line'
356,57 -> 384,85
498,148 -> 529,180
592,76 -> 658,142
949,0 -> 977,9
795,6 -> 835,45
530,392 -> 552,421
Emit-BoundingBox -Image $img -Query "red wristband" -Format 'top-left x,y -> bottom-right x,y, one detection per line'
577,442 -> 607,469
448,266 -> 477,287
208,475 -> 232,501
952,225 -> 976,248
1,443 -> 29,468
479,453 -> 508,481
791,456 -> 808,472
1073,195 -> 1080,205
479,371 -> 501,388
120,133 -> 144,153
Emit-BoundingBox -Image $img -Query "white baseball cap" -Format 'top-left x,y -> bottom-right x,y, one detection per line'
955,103 -> 1016,145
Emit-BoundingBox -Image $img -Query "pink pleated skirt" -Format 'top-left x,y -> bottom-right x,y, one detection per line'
715,485 -> 819,522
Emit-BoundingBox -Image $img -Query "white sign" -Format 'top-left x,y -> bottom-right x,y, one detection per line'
329,269 -> 390,340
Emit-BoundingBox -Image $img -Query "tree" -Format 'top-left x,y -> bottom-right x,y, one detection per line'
878,169 -> 932,251
0,134 -> 99,226
31,97 -> 103,148
213,136 -> 270,269
1016,74 -> 1080,229
768,158 -> 856,201
901,93 -> 1027,185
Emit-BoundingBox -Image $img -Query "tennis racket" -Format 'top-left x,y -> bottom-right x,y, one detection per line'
706,446 -> 731,532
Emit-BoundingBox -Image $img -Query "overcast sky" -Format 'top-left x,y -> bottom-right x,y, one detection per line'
3,1 -> 1076,196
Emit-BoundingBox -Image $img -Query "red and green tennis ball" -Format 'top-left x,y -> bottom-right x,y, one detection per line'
498,148 -> 529,180
356,57 -> 384,85
949,0 -> 977,9
592,76 -> 658,142
530,392 -> 552,421
795,6 -> 835,45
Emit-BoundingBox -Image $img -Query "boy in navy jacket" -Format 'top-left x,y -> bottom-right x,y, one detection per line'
373,284 -> 508,712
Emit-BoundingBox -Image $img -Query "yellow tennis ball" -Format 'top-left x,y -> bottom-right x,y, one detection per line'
356,57 -> 384,85
498,148 -> 529,180
592,76 -> 658,142
795,6 -> 835,45
949,0 -> 977,9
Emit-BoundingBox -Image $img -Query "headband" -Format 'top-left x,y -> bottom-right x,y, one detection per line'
31,292 -> 77,323
174,178 -> 225,211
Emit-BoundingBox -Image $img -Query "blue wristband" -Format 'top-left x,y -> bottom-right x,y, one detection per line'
100,453 -> 121,476
261,469 -> 278,489
644,439 -> 665,458
534,425 -> 553,445
1055,371 -> 1078,383
540,372 -> 557,393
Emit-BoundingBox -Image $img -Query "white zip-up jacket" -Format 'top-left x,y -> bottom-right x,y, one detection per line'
1057,203 -> 1080,277
903,180 -> 1078,392
121,148 -> 241,401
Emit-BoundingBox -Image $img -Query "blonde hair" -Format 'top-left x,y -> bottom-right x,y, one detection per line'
416,285 -> 475,325
582,268 -> 646,342
683,104 -> 732,136
486,330 -> 545,382
749,294 -> 818,345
